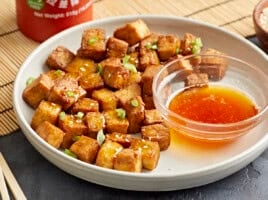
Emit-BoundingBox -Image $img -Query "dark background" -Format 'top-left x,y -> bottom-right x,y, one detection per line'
0,37 -> 267,200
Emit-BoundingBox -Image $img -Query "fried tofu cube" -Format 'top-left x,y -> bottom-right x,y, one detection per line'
124,96 -> 145,133
105,132 -> 133,148
128,51 -> 139,68
142,94 -> 155,109
114,83 -> 141,107
157,35 -> 180,61
85,112 -> 105,139
139,33 -> 159,56
23,74 -> 54,108
58,113 -> 88,148
114,19 -> 151,46
139,51 -> 160,71
185,73 -> 209,87
103,64 -> 130,89
144,109 -> 163,125
91,88 -> 118,111
99,57 -> 122,69
45,69 -> 66,82
31,100 -> 62,130
77,28 -> 106,61
48,73 -> 86,110
36,121 -> 65,149
113,148 -> 142,172
106,37 -> 128,58
46,46 -> 75,70
96,140 -> 123,169
141,65 -> 162,96
199,48 -> 228,80
130,138 -> 160,170
141,123 -> 170,151
65,57 -> 96,75
180,33 -> 203,55
72,98 -> 99,114
79,73 -> 104,92
103,110 -> 129,134
70,135 -> 99,163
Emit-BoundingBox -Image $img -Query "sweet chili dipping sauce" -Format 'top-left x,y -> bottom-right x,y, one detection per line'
169,86 -> 258,124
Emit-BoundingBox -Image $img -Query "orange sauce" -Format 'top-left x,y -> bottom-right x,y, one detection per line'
169,86 -> 258,124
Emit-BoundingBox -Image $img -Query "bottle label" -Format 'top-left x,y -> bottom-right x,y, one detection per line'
27,0 -> 45,10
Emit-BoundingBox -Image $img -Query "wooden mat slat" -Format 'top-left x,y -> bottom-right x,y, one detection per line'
0,0 -> 262,136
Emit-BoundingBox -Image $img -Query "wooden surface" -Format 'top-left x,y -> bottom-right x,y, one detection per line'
0,0 -> 260,136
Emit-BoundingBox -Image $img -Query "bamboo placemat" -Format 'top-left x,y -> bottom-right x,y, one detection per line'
0,0 -> 260,136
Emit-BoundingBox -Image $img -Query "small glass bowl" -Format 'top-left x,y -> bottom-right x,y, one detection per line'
153,54 -> 268,142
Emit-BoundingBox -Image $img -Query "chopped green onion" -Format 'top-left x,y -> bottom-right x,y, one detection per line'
191,37 -> 203,54
145,41 -> 158,50
26,77 -> 35,86
115,108 -> 126,119
65,90 -> 75,97
130,99 -> 139,107
97,63 -> 103,75
97,129 -> 105,146
122,55 -> 137,73
54,69 -> 62,75
72,135 -> 80,142
75,112 -> 84,119
88,37 -> 98,45
175,47 -> 181,55
123,63 -> 137,73
64,149 -> 77,158
59,112 -> 66,120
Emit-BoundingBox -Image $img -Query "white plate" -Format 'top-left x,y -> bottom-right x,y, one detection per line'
13,15 -> 268,191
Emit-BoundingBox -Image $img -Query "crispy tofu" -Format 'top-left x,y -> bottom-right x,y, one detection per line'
103,110 -> 129,134
144,109 -> 163,125
70,135 -> 99,163
103,64 -> 130,89
48,73 -> 86,110
185,73 -> 209,87
31,100 -> 62,130
130,138 -> 160,170
180,33 -> 203,55
65,57 -> 96,75
199,48 -> 228,80
139,34 -> 160,71
85,112 -> 105,139
72,98 -> 99,114
106,37 -> 129,58
105,132 -> 133,148
113,148 -> 142,172
114,19 -> 151,46
23,74 -> 54,108
36,121 -> 65,149
141,65 -> 162,96
157,35 -> 180,61
114,83 -> 141,107
128,51 -> 139,68
77,28 -> 106,61
142,94 -> 155,109
79,73 -> 104,92
46,46 -> 75,70
91,88 -> 118,111
58,113 -> 88,148
45,69 -> 66,82
141,123 -> 170,151
99,57 -> 122,69
124,96 -> 145,133
96,140 -> 123,169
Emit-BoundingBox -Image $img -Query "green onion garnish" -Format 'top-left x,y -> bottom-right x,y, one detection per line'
64,149 -> 77,158
97,129 -> 105,146
97,63 -> 103,75
191,37 -> 203,54
175,47 -> 181,55
72,135 -> 80,142
122,55 -> 137,73
59,112 -> 66,120
54,69 -> 62,75
66,91 -> 75,97
145,41 -> 158,50
115,108 -> 126,119
88,37 -> 98,45
75,112 -> 84,119
26,77 -> 35,86
130,99 -> 139,107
